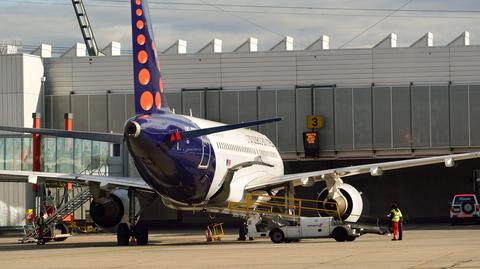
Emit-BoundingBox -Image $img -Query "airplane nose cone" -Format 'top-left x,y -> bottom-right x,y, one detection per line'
125,120 -> 141,138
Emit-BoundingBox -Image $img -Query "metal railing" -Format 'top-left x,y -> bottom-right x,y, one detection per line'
228,193 -> 341,221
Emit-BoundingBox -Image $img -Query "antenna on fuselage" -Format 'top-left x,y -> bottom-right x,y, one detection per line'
172,108 -> 176,114
189,108 -> 193,117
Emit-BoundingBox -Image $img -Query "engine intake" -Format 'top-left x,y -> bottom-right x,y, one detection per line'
90,194 -> 124,228
90,189 -> 140,228
317,183 -> 363,222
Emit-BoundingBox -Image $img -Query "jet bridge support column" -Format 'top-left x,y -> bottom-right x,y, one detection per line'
285,182 -> 296,216
32,113 -> 41,174
63,113 -> 73,208
32,113 -> 42,215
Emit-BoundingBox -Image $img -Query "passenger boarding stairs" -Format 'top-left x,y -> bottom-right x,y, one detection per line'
20,189 -> 93,243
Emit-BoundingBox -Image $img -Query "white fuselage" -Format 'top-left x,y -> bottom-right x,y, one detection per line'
187,116 -> 284,203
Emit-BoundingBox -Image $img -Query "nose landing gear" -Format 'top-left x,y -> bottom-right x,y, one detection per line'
117,188 -> 149,246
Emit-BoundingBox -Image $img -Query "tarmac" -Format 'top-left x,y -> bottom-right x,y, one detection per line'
1,225 -> 480,269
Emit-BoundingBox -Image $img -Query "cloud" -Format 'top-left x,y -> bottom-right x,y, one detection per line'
1,0 -> 479,53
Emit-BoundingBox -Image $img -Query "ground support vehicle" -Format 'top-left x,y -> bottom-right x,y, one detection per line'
246,213 -> 366,243
450,194 -> 480,225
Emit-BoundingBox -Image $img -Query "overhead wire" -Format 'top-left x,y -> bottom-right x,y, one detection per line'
338,0 -> 415,49
4,0 -> 478,51
1,0 -> 480,19
81,0 -> 480,14
196,0 -> 310,47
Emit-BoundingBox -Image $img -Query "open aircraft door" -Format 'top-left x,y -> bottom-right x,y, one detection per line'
198,137 -> 211,169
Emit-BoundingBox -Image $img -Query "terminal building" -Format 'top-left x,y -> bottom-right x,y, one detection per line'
1,31 -> 480,228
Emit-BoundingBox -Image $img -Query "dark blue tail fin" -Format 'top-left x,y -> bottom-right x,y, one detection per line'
131,0 -> 169,114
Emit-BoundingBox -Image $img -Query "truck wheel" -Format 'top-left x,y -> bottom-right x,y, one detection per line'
53,222 -> 69,242
346,236 -> 356,242
332,227 -> 348,242
270,229 -> 285,244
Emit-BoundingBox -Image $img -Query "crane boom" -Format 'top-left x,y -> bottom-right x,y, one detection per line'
71,0 -> 104,56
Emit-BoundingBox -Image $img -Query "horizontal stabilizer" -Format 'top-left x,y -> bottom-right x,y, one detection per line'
0,126 -> 124,144
168,117 -> 282,142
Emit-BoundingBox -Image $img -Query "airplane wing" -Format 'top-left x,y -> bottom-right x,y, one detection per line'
245,152 -> 480,191
0,170 -> 152,191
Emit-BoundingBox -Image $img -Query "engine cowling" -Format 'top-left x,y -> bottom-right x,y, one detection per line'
90,189 -> 140,228
317,183 -> 363,222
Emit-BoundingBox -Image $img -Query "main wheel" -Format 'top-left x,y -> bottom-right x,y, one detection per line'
270,229 -> 285,244
134,223 -> 149,246
332,227 -> 348,242
346,236 -> 356,242
117,223 -> 130,246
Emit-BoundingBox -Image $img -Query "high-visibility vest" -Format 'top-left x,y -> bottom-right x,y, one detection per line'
390,209 -> 401,222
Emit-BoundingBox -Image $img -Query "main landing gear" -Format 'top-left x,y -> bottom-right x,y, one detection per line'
117,222 -> 148,246
117,189 -> 149,246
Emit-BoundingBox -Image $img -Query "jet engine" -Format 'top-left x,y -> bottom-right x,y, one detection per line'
90,189 -> 140,228
317,183 -> 363,222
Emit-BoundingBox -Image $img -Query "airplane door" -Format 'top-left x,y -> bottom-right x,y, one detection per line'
198,137 -> 211,169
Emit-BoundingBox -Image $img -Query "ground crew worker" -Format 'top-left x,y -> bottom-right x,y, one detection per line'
387,203 -> 401,241
398,208 -> 403,240
36,212 -> 46,245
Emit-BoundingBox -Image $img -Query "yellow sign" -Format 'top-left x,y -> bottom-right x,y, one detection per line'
307,115 -> 324,129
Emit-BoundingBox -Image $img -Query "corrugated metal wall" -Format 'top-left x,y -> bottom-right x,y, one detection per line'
43,84 -> 480,159
0,54 -> 43,227
0,54 -> 24,128
0,182 -> 27,227
43,46 -> 480,95
41,45 -> 480,159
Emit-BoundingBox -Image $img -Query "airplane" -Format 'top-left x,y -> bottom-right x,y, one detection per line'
0,0 -> 480,245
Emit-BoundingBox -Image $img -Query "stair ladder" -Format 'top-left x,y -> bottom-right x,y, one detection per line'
71,0 -> 104,56
20,189 -> 93,243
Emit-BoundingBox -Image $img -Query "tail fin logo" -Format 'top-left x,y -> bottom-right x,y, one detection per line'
131,0 -> 168,114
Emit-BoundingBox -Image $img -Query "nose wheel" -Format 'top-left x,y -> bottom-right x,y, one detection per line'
117,189 -> 149,246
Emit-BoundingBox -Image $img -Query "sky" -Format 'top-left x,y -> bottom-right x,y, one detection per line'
1,0 -> 480,53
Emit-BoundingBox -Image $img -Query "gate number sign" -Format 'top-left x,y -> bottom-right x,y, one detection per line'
307,115 -> 324,129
